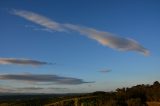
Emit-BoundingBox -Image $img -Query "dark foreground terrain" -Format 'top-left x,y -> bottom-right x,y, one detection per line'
0,81 -> 160,106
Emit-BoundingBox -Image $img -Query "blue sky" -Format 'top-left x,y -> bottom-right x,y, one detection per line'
0,0 -> 160,93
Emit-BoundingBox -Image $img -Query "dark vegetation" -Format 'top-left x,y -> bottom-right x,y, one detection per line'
0,81 -> 160,106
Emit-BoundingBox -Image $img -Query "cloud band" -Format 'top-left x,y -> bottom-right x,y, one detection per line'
11,9 -> 150,55
0,74 -> 93,85
0,58 -> 51,66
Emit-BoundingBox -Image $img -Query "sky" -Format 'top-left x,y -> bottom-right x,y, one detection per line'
0,0 -> 160,93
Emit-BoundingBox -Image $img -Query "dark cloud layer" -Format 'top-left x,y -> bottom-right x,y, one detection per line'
0,74 -> 93,85
0,58 -> 52,66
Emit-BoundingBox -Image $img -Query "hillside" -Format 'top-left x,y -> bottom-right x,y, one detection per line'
0,81 -> 160,106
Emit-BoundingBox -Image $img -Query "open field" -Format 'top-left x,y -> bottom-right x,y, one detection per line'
147,102 -> 160,106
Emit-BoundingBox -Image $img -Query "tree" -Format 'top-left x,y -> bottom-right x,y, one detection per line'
153,81 -> 160,86
127,98 -> 144,106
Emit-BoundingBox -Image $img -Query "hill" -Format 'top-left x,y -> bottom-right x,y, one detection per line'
0,81 -> 160,106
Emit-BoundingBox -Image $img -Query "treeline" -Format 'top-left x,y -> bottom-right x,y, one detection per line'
0,81 -> 160,106
90,81 -> 160,106
0,94 -> 64,106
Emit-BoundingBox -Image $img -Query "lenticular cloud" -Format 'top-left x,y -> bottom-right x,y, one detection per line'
12,9 -> 150,55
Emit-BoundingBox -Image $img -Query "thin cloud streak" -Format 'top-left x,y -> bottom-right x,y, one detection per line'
0,74 -> 93,85
17,87 -> 44,90
0,58 -> 52,66
25,25 -> 54,33
12,9 -> 150,55
16,87 -> 69,92
0,87 -> 16,93
0,87 -> 69,93
12,9 -> 66,32
99,69 -> 112,73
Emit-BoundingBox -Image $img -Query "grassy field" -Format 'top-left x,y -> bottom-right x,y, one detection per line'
147,102 -> 160,106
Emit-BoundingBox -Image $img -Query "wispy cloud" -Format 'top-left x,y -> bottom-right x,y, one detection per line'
11,9 -> 150,55
16,87 -> 69,92
0,87 -> 16,93
25,25 -> 54,33
0,58 -> 52,66
0,87 -> 68,93
11,9 -> 66,32
16,87 -> 44,90
47,87 -> 68,90
64,24 -> 150,55
0,74 -> 93,85
99,69 -> 112,73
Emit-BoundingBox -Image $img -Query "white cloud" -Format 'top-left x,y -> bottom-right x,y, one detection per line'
12,9 -> 66,32
11,9 -> 150,55
64,24 -> 149,55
